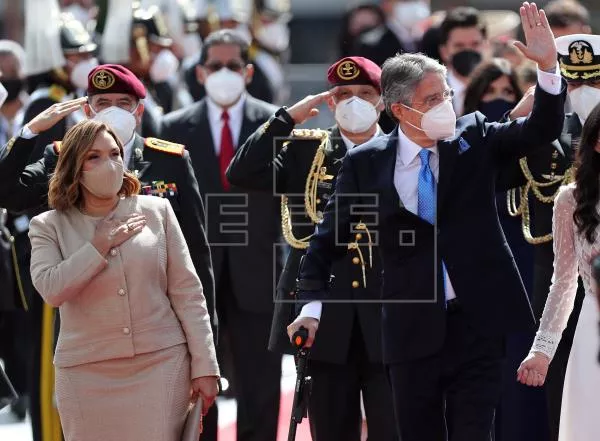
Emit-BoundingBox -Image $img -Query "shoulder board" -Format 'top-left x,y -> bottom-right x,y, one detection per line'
48,84 -> 67,103
53,141 -> 62,154
290,129 -> 329,140
144,137 -> 185,156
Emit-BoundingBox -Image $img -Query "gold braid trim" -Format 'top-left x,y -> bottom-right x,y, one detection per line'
507,158 -> 575,244
280,129 -> 373,287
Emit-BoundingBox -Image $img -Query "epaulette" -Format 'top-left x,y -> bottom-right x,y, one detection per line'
144,137 -> 185,156
48,84 -> 67,103
290,129 -> 329,140
53,141 -> 62,154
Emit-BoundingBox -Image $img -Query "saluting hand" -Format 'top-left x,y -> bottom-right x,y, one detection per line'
286,88 -> 338,125
25,97 -> 88,135
514,2 -> 557,72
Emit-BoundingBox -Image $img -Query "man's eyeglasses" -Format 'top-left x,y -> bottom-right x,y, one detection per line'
203,61 -> 246,72
413,89 -> 455,109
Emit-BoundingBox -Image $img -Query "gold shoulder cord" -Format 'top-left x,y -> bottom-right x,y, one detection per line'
281,129 -> 373,287
507,157 -> 574,244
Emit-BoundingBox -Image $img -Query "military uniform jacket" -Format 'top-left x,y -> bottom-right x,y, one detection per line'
226,109 -> 384,364
499,113 -> 581,316
0,133 -> 217,334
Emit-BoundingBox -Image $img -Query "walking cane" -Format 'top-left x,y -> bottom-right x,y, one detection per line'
287,326 -> 312,441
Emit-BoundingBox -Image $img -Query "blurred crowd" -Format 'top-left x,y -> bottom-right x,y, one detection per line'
0,1 -> 596,441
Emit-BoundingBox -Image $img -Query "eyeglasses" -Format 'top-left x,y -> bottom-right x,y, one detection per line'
566,78 -> 600,88
203,61 -> 246,72
412,89 -> 455,109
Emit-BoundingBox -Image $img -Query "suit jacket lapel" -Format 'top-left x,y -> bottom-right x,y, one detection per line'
239,96 -> 261,147
191,100 -> 222,191
129,135 -> 152,183
372,128 -> 402,213
437,137 -> 458,212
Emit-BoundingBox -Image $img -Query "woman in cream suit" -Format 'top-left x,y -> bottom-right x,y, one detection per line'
28,118 -> 220,441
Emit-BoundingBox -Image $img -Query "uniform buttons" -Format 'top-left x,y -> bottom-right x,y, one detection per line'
123,327 -> 130,335
355,233 -> 362,240
352,257 -> 360,265
118,288 -> 126,296
110,249 -> 118,256
316,198 -> 321,204
352,281 -> 360,288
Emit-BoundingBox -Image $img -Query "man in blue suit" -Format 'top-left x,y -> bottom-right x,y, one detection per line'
287,3 -> 565,441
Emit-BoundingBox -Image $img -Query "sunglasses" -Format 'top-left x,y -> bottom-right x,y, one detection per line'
203,61 -> 246,72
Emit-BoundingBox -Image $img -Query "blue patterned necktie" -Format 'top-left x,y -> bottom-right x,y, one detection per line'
417,149 -> 436,224
417,149 -> 448,303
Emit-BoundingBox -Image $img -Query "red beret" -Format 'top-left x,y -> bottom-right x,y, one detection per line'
87,64 -> 146,99
327,57 -> 381,92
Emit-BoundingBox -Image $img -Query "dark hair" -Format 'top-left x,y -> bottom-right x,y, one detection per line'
573,103 -> 600,243
439,7 -> 487,46
463,58 -> 522,115
545,0 -> 590,28
199,29 -> 250,65
338,4 -> 385,57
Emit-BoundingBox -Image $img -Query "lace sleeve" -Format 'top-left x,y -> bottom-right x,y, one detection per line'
531,185 -> 579,360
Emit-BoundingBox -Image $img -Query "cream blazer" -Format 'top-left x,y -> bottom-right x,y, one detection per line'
29,195 -> 219,379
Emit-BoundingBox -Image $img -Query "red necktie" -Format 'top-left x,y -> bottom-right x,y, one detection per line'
220,110 -> 235,191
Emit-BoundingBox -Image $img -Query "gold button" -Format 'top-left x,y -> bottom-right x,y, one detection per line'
551,163 -> 557,169
123,327 -> 130,335
118,289 -> 125,296
355,233 -> 362,240
352,257 -> 360,264
352,281 -> 360,288
316,198 -> 321,204
110,249 -> 117,256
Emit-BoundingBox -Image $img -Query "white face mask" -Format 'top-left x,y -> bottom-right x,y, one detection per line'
204,68 -> 246,107
0,82 -> 8,108
70,58 -> 98,90
393,1 -> 431,29
335,97 -> 379,134
81,159 -> 124,199
91,106 -> 138,145
403,99 -> 457,140
256,22 -> 290,53
149,49 -> 180,83
568,85 -> 600,124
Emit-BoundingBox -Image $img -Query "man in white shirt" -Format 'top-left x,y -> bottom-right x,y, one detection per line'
288,4 -> 565,441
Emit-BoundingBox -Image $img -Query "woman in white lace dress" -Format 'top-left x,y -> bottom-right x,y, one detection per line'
517,103 -> 600,440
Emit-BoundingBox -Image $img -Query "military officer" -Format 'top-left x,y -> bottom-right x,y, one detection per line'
506,33 -> 600,441
0,64 -> 218,440
226,56 -> 397,441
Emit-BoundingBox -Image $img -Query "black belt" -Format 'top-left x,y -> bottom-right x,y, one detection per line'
446,298 -> 461,314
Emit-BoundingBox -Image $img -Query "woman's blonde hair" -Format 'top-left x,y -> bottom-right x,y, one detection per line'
48,119 -> 141,211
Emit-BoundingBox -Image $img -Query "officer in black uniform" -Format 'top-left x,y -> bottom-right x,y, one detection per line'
0,64 -> 218,440
226,56 -> 397,441
505,33 -> 600,441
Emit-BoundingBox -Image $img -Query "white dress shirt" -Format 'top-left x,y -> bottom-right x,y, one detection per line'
298,66 -> 562,322
206,94 -> 246,153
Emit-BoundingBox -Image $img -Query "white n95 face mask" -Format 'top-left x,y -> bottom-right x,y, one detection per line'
403,99 -> 457,140
70,58 -> 98,90
92,106 -> 138,145
256,22 -> 290,53
204,68 -> 246,107
568,85 -> 600,124
335,97 -> 379,134
149,49 -> 179,83
393,1 -> 431,29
